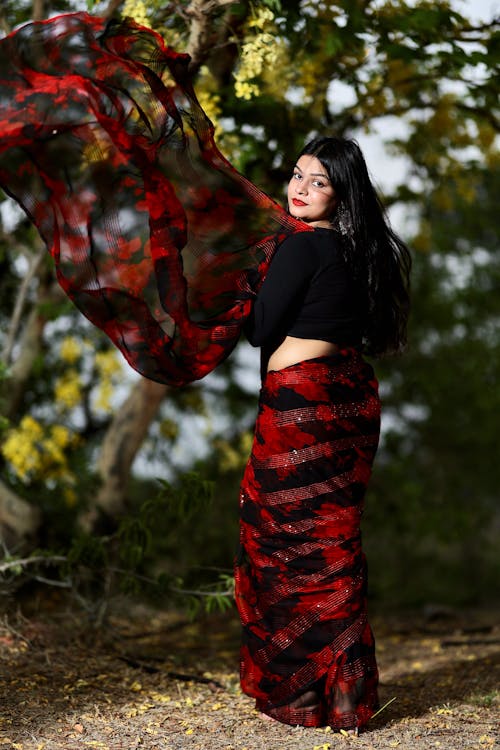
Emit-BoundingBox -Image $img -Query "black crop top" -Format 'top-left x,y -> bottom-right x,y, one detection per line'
245,228 -> 365,352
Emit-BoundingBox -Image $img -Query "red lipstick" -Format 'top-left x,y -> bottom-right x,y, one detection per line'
292,198 -> 307,207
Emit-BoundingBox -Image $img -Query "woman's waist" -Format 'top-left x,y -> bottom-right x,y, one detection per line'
267,336 -> 340,373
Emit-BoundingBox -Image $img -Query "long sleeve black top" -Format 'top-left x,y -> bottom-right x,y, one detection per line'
245,228 -> 364,359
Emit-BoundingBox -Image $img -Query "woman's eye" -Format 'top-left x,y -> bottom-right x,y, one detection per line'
313,180 -> 325,188
293,172 -> 301,180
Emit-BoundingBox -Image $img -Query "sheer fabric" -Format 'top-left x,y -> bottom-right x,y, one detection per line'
235,351 -> 380,730
0,12 -> 308,385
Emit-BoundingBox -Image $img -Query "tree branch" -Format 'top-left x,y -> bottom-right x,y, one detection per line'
2,278 -> 65,421
32,0 -> 44,22
103,0 -> 125,21
0,555 -> 67,574
0,13 -> 11,35
456,103 -> 500,132
184,0 -> 241,72
2,245 -> 46,365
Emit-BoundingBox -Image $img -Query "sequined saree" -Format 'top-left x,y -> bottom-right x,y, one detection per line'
235,351 -> 380,730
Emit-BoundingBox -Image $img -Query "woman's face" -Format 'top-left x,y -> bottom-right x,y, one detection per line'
287,154 -> 337,227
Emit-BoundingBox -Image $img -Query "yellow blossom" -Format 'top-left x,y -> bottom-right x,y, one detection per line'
54,369 -> 82,410
248,7 -> 274,29
41,437 -> 65,466
234,80 -> 260,100
59,336 -> 82,364
233,8 -> 278,101
1,417 -> 77,485
95,350 -> 122,378
1,417 -> 44,481
196,88 -> 222,129
50,424 -> 72,448
94,381 -> 114,413
122,0 -> 150,28
19,415 -> 43,439
93,350 -> 121,413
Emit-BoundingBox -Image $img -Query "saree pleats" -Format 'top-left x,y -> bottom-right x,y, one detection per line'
235,350 -> 380,729
0,13 -> 308,386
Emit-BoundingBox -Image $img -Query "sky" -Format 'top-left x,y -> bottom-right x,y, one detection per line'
462,0 -> 499,21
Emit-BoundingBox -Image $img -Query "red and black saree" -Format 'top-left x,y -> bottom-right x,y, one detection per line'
0,13 -> 381,732
235,350 -> 380,730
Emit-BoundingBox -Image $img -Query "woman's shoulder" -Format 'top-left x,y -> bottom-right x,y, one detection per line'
278,227 -> 342,254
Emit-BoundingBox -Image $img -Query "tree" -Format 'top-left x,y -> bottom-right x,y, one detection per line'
0,0 -> 498,606
364,162 -> 500,606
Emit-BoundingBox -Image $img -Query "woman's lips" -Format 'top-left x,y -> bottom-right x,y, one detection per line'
292,198 -> 307,206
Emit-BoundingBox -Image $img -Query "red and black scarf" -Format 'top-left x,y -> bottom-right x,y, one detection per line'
0,12 -> 309,385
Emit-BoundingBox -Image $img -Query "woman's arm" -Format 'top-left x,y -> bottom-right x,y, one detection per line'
245,233 -> 317,347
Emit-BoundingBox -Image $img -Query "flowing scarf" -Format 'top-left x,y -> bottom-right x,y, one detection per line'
0,12 -> 309,385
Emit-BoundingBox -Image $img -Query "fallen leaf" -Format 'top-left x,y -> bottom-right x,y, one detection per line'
479,736 -> 495,746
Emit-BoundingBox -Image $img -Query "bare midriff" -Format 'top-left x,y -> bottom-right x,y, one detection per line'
267,336 -> 339,373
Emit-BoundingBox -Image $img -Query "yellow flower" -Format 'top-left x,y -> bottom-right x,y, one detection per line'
1,422 -> 43,481
233,8 -> 278,101
196,88 -> 222,128
1,416 -> 77,485
122,0 -> 150,28
54,370 -> 82,410
59,336 -> 82,364
41,437 -> 65,465
93,380 -> 114,413
234,80 -> 260,100
248,7 -> 275,29
50,424 -> 72,448
95,350 -> 122,379
19,415 -> 44,439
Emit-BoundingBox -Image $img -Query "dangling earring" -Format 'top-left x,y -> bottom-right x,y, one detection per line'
333,202 -> 353,238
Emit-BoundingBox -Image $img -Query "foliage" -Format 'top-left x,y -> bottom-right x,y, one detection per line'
364,163 -> 500,608
0,0 -> 498,609
0,472 -> 221,619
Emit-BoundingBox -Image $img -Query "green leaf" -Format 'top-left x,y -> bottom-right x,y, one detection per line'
260,0 -> 282,11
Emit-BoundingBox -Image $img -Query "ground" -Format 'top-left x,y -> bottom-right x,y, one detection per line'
0,602 -> 498,750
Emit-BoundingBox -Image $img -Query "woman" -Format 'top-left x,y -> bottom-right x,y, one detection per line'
235,137 -> 411,732
0,14 -> 410,735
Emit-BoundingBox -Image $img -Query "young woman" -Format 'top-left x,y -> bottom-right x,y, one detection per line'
235,137 -> 411,732
0,15 -> 410,736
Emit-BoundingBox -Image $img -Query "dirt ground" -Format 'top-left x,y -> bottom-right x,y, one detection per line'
0,601 -> 498,750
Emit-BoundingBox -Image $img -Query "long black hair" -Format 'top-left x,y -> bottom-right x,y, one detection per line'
297,136 -> 411,356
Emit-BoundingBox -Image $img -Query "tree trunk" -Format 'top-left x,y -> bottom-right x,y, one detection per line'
0,480 -> 41,548
185,0 -> 241,72
80,378 -> 168,530
32,0 -> 44,22
3,278 -> 63,421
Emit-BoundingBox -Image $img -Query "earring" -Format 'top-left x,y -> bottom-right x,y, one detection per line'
334,202 -> 353,238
